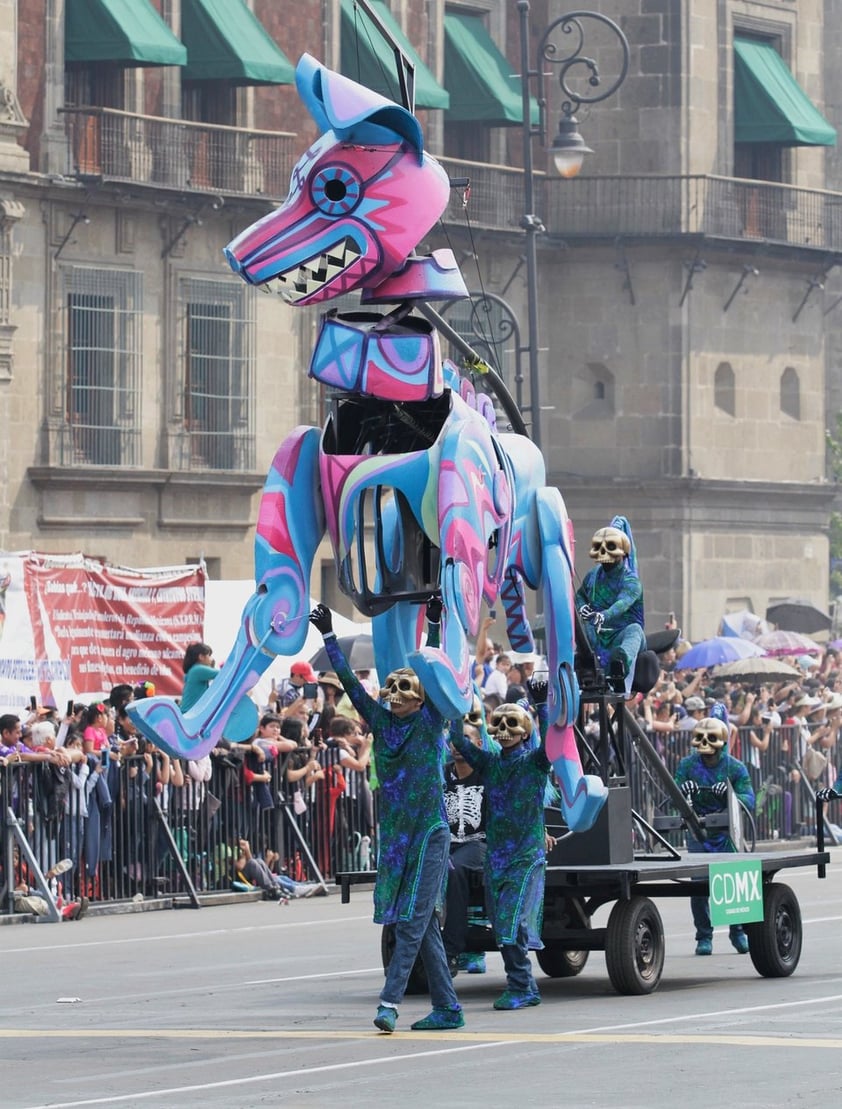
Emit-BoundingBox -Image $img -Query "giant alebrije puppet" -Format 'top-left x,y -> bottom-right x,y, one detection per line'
128,54 -> 606,832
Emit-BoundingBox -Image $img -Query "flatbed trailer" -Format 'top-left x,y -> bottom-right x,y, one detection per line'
336,665 -> 833,997
337,843 -> 829,996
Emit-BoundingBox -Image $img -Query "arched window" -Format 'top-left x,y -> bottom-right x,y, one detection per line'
714,361 -> 735,416
780,366 -> 800,420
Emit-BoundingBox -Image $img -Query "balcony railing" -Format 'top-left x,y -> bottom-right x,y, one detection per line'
439,160 -> 842,253
61,107 -> 297,200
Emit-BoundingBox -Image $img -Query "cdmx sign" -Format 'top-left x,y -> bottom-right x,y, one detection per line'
708,858 -> 764,927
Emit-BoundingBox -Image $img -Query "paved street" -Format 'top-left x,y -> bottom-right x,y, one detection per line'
1,849 -> 841,1108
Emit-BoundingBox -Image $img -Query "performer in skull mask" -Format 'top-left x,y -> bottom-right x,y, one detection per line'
674,716 -> 755,956
575,514 -> 645,694
309,600 -> 463,1034
449,677 -> 553,1010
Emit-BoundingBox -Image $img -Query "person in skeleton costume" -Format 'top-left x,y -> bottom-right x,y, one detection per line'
449,677 -> 553,1009
443,716 -> 489,975
575,514 -> 645,694
674,716 -> 755,956
309,600 -> 463,1034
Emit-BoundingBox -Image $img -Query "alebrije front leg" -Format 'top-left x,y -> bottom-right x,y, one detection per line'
129,429 -> 326,759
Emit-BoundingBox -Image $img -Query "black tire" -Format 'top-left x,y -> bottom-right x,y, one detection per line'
536,944 -> 589,978
380,924 -> 429,995
745,882 -> 802,978
605,895 -> 665,995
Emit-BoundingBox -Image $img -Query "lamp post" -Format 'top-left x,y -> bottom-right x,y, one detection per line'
517,3 -> 630,454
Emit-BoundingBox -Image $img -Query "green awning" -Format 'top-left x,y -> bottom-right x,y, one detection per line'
182,0 -> 294,85
444,11 -> 538,126
734,37 -> 836,146
65,0 -> 186,66
340,0 -> 449,111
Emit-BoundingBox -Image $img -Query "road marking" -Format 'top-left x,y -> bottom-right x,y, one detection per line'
16,1031 -> 842,1108
565,990 -> 842,1035
0,915 -> 373,955
3,1027 -> 841,1046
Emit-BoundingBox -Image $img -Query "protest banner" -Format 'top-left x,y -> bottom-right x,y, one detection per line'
0,552 -> 204,713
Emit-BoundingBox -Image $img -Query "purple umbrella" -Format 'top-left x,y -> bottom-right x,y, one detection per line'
675,636 -> 765,671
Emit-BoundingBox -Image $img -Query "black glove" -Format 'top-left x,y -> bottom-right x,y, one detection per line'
425,595 -> 442,624
526,675 -> 548,705
710,781 -> 728,799
308,604 -> 333,636
816,787 -> 841,802
680,780 -> 698,799
578,603 -> 595,621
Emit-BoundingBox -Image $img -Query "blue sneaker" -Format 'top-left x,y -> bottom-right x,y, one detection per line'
730,931 -> 749,955
493,990 -> 541,1010
695,938 -> 713,956
374,1004 -> 398,1033
457,952 -> 487,974
410,1007 -> 465,1030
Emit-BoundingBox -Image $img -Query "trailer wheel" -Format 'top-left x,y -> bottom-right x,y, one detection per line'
381,925 -> 429,995
745,882 -> 802,978
536,944 -> 589,978
605,896 -> 665,995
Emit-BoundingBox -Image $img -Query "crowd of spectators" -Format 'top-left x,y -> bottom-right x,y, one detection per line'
2,618 -> 840,917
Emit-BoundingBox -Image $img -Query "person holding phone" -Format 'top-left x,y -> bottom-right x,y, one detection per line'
276,660 -> 321,710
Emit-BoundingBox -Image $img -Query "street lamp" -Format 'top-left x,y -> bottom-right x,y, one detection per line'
517,3 -> 630,452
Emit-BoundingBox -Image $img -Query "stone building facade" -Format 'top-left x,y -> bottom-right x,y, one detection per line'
0,0 -> 839,639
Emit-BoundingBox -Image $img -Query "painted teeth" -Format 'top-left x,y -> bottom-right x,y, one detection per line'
264,237 -> 361,302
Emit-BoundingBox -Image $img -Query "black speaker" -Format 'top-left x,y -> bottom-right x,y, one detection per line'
547,786 -> 633,866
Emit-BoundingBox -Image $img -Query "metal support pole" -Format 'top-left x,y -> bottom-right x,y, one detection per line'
518,0 -> 543,454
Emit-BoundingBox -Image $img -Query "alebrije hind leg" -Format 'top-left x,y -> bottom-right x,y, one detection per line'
536,488 -> 607,831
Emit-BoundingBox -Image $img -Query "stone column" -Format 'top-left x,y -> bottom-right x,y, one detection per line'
0,0 -> 30,171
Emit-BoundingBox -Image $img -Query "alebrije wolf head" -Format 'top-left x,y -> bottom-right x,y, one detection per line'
224,54 -> 451,305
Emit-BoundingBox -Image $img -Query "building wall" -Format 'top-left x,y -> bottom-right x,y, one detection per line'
0,0 -> 839,641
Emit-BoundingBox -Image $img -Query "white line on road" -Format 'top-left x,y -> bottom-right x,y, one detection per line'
22,1041 -> 520,1109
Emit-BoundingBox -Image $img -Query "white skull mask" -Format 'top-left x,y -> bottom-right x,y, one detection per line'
380,668 -> 424,707
589,526 -> 630,565
464,695 -> 484,729
691,717 -> 728,755
487,703 -> 533,746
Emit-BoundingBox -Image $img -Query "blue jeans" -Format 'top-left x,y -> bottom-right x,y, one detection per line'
442,839 -> 486,959
381,826 -> 460,1011
500,921 -> 539,994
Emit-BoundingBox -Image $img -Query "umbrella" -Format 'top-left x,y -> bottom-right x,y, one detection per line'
765,599 -> 831,635
710,656 -> 802,683
309,633 -> 375,673
675,636 -> 765,671
753,630 -> 822,658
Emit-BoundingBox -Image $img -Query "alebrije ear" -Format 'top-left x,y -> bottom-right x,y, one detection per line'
295,52 -> 425,159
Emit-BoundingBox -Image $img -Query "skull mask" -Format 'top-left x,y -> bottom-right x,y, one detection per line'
691,717 -> 729,756
487,703 -> 533,747
464,695 -> 484,730
380,668 -> 424,708
589,526 -> 630,566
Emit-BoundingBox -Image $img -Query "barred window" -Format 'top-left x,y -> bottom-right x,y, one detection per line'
60,266 -> 142,466
177,278 -> 255,471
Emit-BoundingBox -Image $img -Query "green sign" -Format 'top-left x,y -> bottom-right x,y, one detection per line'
708,858 -> 764,927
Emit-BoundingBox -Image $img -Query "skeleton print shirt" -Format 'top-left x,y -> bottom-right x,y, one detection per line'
444,762 -> 486,844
